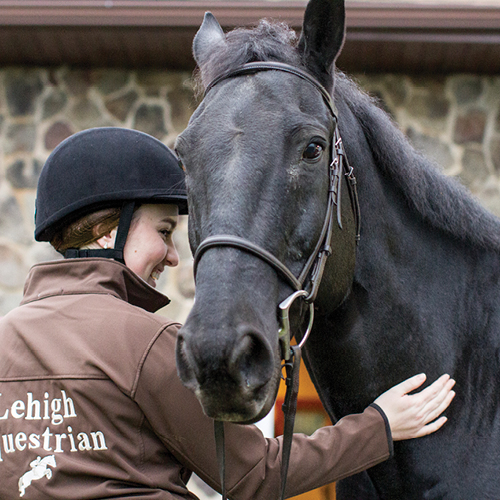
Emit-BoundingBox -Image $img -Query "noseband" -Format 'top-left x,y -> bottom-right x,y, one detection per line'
193,61 -> 361,500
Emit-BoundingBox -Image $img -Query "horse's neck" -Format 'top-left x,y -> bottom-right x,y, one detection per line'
308,99 -> 500,412
335,96 -> 500,320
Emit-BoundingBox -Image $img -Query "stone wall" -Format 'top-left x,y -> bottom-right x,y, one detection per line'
0,67 -> 499,318
0,67 -> 197,318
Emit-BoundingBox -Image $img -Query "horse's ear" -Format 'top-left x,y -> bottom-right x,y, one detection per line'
298,0 -> 345,91
193,12 -> 227,67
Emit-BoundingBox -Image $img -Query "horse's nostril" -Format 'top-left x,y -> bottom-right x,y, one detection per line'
229,328 -> 274,391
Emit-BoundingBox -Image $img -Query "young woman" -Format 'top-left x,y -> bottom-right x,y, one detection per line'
0,127 -> 455,499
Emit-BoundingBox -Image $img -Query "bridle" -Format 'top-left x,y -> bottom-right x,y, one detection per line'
193,61 -> 361,500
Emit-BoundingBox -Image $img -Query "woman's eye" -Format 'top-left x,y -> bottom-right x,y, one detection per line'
302,142 -> 324,161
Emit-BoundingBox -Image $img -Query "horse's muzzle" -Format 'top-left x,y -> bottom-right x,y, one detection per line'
176,322 -> 279,422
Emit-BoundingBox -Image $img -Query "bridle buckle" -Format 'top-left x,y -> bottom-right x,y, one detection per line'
278,290 -> 315,361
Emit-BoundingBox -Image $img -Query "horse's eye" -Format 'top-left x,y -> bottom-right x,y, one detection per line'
175,149 -> 186,172
303,142 -> 323,161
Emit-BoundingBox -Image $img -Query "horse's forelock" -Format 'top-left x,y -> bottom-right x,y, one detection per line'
194,20 -> 303,94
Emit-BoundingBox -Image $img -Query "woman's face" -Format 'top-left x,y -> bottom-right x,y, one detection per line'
122,204 -> 179,288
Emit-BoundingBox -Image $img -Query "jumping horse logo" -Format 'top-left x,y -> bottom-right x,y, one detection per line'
18,455 -> 57,497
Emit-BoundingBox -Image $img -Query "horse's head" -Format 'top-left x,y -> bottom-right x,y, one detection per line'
175,0 -> 356,423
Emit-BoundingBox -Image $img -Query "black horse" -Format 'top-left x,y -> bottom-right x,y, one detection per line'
175,0 -> 500,497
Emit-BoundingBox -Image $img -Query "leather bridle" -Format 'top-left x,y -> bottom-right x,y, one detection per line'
192,61 -> 361,500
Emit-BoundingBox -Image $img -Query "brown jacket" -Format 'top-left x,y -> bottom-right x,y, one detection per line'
0,258 -> 392,499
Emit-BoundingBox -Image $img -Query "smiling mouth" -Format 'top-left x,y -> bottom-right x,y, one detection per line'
150,269 -> 162,285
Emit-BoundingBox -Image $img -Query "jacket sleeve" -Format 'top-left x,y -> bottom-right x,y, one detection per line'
133,324 -> 392,500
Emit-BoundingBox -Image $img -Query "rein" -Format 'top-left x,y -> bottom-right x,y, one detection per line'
195,61 -> 360,500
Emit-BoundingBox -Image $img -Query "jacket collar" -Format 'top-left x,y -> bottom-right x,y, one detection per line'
21,258 -> 170,313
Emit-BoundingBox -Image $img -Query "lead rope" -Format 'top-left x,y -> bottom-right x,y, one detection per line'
214,345 -> 301,500
214,420 -> 226,500
280,345 -> 302,500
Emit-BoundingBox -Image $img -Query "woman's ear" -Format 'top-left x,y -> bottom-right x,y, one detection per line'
95,228 -> 117,250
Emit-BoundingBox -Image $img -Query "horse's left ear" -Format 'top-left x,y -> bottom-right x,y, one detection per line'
298,0 -> 346,92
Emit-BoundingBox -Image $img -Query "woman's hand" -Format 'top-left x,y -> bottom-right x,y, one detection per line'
373,373 -> 456,441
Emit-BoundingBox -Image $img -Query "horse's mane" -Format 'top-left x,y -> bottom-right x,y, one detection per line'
197,19 -> 500,252
335,73 -> 500,251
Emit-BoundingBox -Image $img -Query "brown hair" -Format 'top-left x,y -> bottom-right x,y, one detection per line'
50,207 -> 121,254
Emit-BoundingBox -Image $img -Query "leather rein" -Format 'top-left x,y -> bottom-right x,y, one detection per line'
193,61 -> 361,500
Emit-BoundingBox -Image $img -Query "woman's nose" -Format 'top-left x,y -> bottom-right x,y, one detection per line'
165,242 -> 179,267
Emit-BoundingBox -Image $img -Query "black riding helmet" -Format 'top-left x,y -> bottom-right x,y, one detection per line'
35,127 -> 187,263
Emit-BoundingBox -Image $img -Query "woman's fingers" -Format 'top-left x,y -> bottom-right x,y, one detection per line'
416,374 -> 453,403
373,373 -> 456,441
393,373 -> 428,396
415,382 -> 456,438
406,375 -> 455,426
414,416 -> 448,438
420,381 -> 456,425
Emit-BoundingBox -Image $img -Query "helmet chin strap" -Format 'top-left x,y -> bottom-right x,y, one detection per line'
64,201 -> 136,265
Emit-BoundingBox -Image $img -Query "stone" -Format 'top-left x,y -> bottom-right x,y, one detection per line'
105,90 -> 138,122
454,110 -> 487,144
93,69 -> 131,95
450,76 -> 484,105
172,217 -> 190,258
44,122 -> 74,150
4,123 -> 36,154
63,69 -> 92,96
407,128 -> 453,170
496,108 -> 500,133
167,88 -> 195,131
409,76 -> 446,90
177,263 -> 195,299
41,90 -> 68,120
407,93 -> 450,121
0,292 -> 23,316
0,197 -> 31,244
383,75 -> 408,107
458,148 -> 489,191
136,70 -> 181,88
0,244 -> 28,289
13,190 -> 37,239
47,69 -> 60,86
5,69 -> 43,117
477,183 -> 500,218
6,158 -> 43,189
28,241 -> 62,266
490,136 -> 500,173
133,104 -> 167,139
69,97 -> 110,129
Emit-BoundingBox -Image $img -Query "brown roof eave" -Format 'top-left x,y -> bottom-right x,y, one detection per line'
0,1 -> 499,32
0,1 -> 499,73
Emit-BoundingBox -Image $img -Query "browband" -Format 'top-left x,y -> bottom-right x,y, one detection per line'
205,61 -> 338,120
